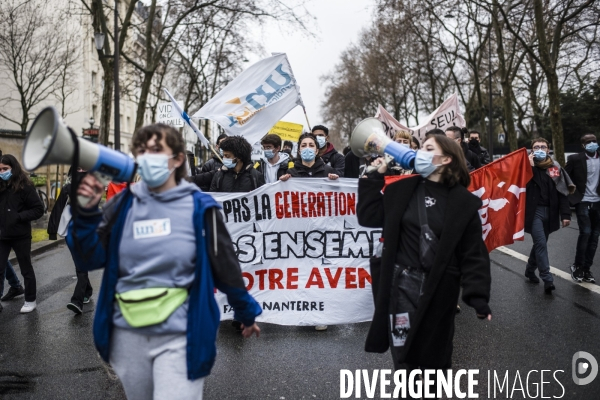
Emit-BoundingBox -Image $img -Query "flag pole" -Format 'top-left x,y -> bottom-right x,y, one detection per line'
302,106 -> 311,132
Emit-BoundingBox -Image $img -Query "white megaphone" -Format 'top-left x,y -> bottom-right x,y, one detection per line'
23,106 -> 136,204
350,117 -> 415,169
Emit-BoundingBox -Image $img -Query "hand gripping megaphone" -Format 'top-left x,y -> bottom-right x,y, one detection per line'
350,118 -> 415,170
22,106 -> 136,204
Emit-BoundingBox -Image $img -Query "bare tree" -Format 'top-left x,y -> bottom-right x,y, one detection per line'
0,1 -> 76,131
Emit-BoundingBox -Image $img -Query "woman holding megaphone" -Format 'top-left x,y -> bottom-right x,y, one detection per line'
67,124 -> 262,399
357,134 -> 491,389
0,154 -> 44,314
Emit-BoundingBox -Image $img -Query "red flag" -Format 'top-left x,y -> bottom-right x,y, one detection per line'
383,148 -> 533,252
468,148 -> 533,251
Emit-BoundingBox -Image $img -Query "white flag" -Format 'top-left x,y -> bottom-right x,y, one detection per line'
374,105 -> 411,139
192,53 -> 303,146
375,93 -> 466,144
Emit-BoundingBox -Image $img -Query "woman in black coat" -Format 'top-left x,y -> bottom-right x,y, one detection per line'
357,135 -> 491,380
279,133 -> 339,180
0,155 -> 44,313
47,167 -> 94,314
280,133 -> 338,331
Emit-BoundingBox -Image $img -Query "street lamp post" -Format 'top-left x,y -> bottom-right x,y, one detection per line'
88,117 -> 95,130
93,0 -> 120,151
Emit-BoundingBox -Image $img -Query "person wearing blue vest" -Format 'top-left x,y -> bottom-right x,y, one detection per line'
67,123 -> 261,400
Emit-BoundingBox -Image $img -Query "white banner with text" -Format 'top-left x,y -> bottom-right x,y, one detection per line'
211,178 -> 379,326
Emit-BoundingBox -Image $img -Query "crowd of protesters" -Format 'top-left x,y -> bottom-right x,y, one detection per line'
0,119 -> 599,399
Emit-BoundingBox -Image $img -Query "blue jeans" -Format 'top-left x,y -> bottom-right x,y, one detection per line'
527,206 -> 553,283
574,202 -> 600,270
1,261 -> 22,297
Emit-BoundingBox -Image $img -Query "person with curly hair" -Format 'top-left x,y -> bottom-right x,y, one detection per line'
209,136 -> 265,192
0,154 -> 44,313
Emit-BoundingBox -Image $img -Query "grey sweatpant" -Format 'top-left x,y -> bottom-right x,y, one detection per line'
110,327 -> 204,400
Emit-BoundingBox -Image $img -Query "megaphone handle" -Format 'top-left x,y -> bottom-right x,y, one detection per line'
76,171 -> 112,208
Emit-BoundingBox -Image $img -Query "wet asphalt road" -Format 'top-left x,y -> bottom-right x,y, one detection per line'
1,220 -> 599,400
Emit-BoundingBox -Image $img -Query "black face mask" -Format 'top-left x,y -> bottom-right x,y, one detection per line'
469,139 -> 479,147
282,149 -> 292,155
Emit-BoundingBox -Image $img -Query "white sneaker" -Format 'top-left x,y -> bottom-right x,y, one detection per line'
315,325 -> 328,331
20,301 -> 37,313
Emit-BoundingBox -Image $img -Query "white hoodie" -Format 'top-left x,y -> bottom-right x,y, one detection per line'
262,152 -> 290,183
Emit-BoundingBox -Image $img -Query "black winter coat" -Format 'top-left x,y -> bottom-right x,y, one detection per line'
462,142 -> 481,171
565,151 -> 600,205
0,184 -> 44,240
320,145 -> 345,177
525,166 -> 571,234
47,183 -> 70,240
357,176 -> 491,368
201,156 -> 223,173
189,169 -> 219,192
209,163 -> 265,193
288,158 -> 337,178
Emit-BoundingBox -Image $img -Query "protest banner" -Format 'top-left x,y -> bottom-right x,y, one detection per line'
467,148 -> 533,251
157,102 -> 184,127
269,121 -> 304,142
193,53 -> 304,147
375,93 -> 466,144
210,178 -> 379,326
384,148 -> 533,252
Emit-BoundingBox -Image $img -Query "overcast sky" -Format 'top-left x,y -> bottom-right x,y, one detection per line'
245,0 -> 374,131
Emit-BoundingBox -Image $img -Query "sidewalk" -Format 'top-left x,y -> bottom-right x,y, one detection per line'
9,238 -> 65,264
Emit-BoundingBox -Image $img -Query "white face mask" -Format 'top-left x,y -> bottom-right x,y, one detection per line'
136,154 -> 175,188
414,150 -> 444,178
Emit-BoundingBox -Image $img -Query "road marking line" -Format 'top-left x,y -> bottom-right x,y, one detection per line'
495,246 -> 600,295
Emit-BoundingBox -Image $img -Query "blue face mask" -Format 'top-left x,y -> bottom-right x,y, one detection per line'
533,150 -> 547,160
136,154 -> 174,188
585,142 -> 599,153
264,150 -> 275,159
300,148 -> 316,162
0,169 -> 12,181
219,148 -> 224,157
316,136 -> 327,149
222,157 -> 237,169
414,150 -> 442,178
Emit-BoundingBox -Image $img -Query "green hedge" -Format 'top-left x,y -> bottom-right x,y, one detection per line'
30,175 -> 47,187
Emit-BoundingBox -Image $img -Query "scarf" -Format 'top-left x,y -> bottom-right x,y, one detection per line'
535,157 -> 575,196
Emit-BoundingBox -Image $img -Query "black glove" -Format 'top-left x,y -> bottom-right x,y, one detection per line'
469,297 -> 491,319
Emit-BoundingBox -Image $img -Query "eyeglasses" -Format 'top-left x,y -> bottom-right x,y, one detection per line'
532,145 -> 548,151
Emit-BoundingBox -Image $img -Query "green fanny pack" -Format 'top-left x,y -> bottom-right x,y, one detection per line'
115,287 -> 188,328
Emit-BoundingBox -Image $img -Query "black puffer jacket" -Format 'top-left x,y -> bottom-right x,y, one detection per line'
320,144 -> 345,176
209,163 -> 265,193
201,156 -> 223,173
288,158 -> 337,178
0,184 -> 44,240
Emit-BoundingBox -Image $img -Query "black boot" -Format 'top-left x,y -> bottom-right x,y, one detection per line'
544,281 -> 555,294
1,285 -> 25,301
525,267 -> 540,284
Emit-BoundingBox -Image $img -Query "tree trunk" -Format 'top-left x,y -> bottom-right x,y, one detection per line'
134,72 -> 153,131
546,71 -> 565,164
493,1 -> 517,151
99,67 -> 113,146
533,0 -> 565,165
